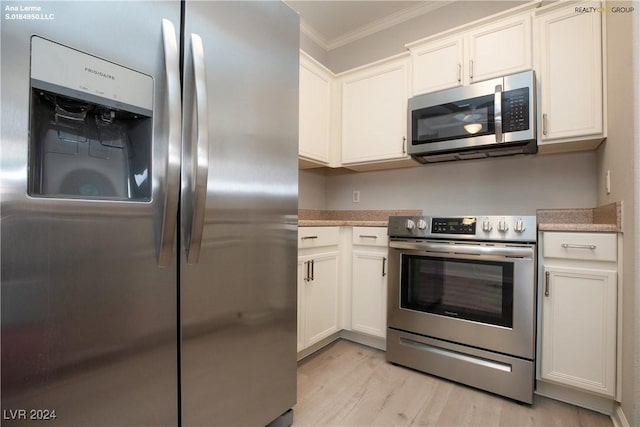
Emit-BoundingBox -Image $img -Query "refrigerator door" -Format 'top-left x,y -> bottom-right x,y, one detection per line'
1,2 -> 180,426
180,2 -> 299,425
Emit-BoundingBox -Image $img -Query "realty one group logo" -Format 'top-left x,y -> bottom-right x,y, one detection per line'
575,5 -> 635,14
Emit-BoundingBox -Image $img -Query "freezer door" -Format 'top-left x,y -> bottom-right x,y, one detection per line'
1,2 -> 180,426
180,2 -> 299,426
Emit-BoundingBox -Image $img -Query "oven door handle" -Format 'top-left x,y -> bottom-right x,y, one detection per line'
390,241 -> 533,258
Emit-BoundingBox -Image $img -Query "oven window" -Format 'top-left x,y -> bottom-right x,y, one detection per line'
400,254 -> 514,327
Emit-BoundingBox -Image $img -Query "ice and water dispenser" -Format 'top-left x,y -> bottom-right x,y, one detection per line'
28,37 -> 152,201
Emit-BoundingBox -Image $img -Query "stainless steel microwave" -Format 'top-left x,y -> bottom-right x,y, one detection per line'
408,70 -> 536,163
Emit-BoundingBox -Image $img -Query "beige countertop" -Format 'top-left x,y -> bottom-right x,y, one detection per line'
537,202 -> 622,232
299,209 -> 422,227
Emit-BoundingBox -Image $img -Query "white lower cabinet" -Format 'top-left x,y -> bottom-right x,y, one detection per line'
350,227 -> 388,339
539,232 -> 618,398
298,226 -> 389,355
351,250 -> 387,338
297,228 -> 340,352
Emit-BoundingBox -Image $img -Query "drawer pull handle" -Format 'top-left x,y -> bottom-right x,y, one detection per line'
561,243 -> 596,250
301,236 -> 318,240
382,257 -> 387,277
359,235 -> 378,239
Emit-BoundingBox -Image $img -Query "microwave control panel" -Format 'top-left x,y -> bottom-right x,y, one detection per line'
502,88 -> 529,133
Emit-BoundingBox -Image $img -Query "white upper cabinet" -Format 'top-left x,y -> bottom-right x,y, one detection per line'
411,35 -> 464,95
535,1 -> 604,151
340,56 -> 410,165
467,14 -> 532,83
299,52 -> 333,166
409,13 -> 532,96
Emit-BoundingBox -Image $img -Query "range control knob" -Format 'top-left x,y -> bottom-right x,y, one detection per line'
514,219 -> 526,233
417,219 -> 428,230
482,220 -> 492,232
405,219 -> 416,231
498,220 -> 509,233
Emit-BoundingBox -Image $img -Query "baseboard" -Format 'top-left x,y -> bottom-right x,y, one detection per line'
297,332 -> 341,361
535,380 -> 616,415
297,330 -> 386,361
611,404 -> 631,427
339,330 -> 386,351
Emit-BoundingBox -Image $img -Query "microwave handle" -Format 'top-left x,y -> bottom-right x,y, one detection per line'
494,84 -> 503,143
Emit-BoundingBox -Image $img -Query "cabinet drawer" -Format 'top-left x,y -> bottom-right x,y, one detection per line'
352,227 -> 388,247
543,232 -> 616,262
299,227 -> 340,249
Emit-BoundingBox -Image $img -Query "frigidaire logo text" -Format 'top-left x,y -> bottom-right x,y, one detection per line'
84,67 -> 115,80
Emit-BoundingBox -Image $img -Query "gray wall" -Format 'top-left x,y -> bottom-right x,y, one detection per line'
596,2 -> 639,425
324,1 -> 526,73
300,31 -> 327,66
322,151 -> 598,214
299,169 -> 327,209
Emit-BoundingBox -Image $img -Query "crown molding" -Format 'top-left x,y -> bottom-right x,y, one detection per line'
299,1 -> 454,52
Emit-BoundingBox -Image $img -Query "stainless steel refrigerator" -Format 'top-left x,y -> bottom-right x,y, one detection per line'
0,1 -> 299,426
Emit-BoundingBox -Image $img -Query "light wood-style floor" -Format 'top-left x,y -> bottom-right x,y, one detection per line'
293,340 -> 613,427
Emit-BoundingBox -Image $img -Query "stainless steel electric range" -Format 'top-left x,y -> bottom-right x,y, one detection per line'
386,215 -> 537,403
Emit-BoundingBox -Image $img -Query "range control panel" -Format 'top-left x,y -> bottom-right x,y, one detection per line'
432,217 -> 476,235
388,215 -> 537,243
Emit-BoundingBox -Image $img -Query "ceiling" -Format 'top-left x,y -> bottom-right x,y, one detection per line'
284,1 -> 453,51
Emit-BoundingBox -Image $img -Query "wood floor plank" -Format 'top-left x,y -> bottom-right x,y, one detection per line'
293,340 -> 613,427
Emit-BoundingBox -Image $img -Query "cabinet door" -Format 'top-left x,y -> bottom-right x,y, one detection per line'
468,14 -> 532,83
299,54 -> 332,164
297,258 -> 306,352
410,35 -> 463,95
303,252 -> 340,347
351,250 -> 388,338
341,58 -> 409,164
541,265 -> 616,397
536,2 -> 603,143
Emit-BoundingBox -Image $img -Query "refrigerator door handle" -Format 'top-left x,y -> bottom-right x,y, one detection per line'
185,33 -> 209,265
158,18 -> 182,267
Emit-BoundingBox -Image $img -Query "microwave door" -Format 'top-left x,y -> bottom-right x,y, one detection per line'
411,93 -> 496,153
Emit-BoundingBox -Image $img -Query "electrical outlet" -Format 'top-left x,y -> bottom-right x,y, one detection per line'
606,170 -> 611,195
352,190 -> 360,203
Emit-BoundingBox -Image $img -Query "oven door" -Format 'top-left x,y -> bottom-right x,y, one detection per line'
387,240 -> 536,359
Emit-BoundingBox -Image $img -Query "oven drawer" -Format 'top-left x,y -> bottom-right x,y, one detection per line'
352,226 -> 388,247
543,232 -> 616,262
387,328 -> 534,404
298,226 -> 340,249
